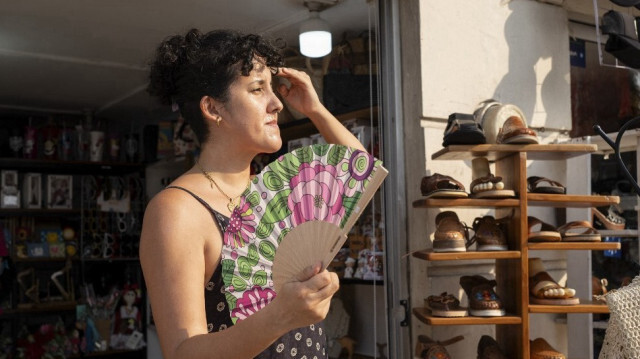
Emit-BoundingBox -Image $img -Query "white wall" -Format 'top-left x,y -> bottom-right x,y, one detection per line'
406,0 -> 574,358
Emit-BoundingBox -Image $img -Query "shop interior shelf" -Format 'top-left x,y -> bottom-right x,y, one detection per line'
412,249 -> 521,261
431,144 -> 597,161
527,242 -> 621,251
598,229 -> 639,237
0,208 -> 81,216
14,301 -> 77,313
412,198 -> 520,208
527,193 -> 619,207
0,158 -> 145,174
412,307 -> 522,325
529,300 -> 609,314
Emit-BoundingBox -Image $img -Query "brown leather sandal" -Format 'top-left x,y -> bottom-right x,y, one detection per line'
496,116 -> 539,144
420,173 -> 468,198
433,211 -> 469,252
530,338 -> 566,359
557,220 -> 601,242
527,176 -> 566,194
470,215 -> 508,251
425,292 -> 468,317
460,275 -> 506,316
528,216 -> 561,242
415,335 -> 464,359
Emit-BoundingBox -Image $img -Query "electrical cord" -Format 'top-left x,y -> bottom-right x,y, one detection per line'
593,116 -> 640,197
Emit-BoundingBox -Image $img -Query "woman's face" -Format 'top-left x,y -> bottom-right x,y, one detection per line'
216,60 -> 283,154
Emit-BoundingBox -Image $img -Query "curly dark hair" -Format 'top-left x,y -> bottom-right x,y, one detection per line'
147,29 -> 284,144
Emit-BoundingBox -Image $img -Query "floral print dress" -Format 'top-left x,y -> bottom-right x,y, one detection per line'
166,186 -> 328,358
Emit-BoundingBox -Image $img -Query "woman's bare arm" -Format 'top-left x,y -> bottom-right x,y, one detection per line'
276,67 -> 367,152
140,190 -> 338,359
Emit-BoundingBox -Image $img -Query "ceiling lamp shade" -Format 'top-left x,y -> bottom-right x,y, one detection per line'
299,10 -> 332,58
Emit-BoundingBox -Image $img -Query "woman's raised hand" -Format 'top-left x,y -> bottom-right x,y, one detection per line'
276,67 -> 323,117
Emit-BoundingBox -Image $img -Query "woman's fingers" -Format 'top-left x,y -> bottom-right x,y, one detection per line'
295,261 -> 323,282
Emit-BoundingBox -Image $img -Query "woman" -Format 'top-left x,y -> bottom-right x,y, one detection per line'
140,29 -> 366,359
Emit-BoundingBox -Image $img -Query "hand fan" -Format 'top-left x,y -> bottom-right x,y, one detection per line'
220,144 -> 387,323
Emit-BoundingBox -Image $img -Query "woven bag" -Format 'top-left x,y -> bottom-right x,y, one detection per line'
599,275 -> 640,358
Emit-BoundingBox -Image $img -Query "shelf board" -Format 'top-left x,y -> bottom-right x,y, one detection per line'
412,249 -> 521,261
70,349 -> 145,358
529,300 -> 609,313
413,307 -> 522,325
12,256 -> 74,263
0,158 -> 144,174
528,242 -> 621,251
0,208 -> 81,216
15,301 -> 77,313
413,198 -> 520,208
431,144 -> 597,161
528,193 -> 619,207
599,229 -> 638,237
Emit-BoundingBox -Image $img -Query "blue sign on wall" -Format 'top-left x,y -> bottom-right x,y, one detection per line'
570,38 -> 586,68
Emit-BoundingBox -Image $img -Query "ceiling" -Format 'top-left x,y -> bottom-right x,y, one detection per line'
0,0 -> 637,123
0,0 -> 374,122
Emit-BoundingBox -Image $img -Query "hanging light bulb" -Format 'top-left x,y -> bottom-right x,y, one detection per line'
299,2 -> 332,58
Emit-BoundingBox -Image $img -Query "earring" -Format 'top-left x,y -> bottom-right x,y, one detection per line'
216,118 -> 221,127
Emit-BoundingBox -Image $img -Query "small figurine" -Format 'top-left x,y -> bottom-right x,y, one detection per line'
354,257 -> 367,279
343,257 -> 355,279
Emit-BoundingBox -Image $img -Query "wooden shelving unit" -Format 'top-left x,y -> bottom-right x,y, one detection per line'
412,198 -> 520,208
412,307 -> 522,326
529,300 -> 609,314
528,242 -> 621,251
412,249 -> 521,261
412,144 -> 619,359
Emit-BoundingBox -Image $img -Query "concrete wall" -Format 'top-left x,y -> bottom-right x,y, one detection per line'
404,0 -> 574,357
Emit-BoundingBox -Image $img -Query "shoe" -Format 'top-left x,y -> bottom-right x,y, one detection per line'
557,221 -> 601,242
469,157 -> 515,198
496,114 -> 539,144
477,335 -> 508,359
415,335 -> 464,359
527,176 -> 566,194
460,275 -> 506,316
425,292 -> 468,317
592,206 -> 625,230
433,211 -> 470,252
527,216 -> 561,242
421,173 -> 468,199
592,276 -> 608,303
529,258 -> 578,305
442,112 -> 486,147
470,215 -> 508,251
530,338 -> 565,359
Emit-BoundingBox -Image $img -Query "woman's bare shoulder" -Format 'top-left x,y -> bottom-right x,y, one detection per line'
140,187 -> 211,251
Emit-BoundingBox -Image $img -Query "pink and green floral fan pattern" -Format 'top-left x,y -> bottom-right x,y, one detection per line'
220,144 -> 386,324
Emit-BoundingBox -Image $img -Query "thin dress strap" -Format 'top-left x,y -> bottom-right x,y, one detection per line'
164,185 -> 229,232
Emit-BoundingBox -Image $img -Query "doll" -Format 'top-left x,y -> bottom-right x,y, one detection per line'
111,285 -> 142,349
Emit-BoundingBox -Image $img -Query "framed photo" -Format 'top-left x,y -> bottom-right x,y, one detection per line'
1,170 -> 20,208
1,170 -> 18,189
47,175 -> 73,209
23,173 -> 42,209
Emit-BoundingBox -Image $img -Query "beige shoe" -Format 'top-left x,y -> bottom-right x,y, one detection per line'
469,157 -> 515,198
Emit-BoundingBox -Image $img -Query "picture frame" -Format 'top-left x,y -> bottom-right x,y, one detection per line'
23,173 -> 42,209
0,170 -> 20,208
47,174 -> 73,209
1,170 -> 18,189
